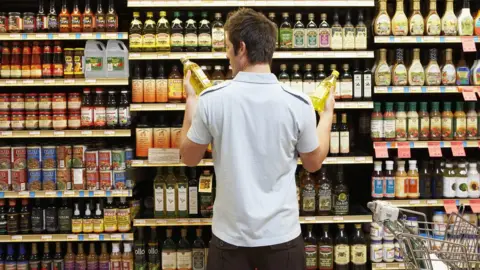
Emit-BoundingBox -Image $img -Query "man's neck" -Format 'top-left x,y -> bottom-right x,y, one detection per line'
242,63 -> 271,73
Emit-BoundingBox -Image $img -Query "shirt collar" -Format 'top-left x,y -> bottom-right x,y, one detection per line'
233,71 -> 279,84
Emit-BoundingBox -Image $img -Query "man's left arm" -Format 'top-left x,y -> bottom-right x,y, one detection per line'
180,71 -> 211,166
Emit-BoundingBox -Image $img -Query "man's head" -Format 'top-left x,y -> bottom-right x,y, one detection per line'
224,8 -> 277,76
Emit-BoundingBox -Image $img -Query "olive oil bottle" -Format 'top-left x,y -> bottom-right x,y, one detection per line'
143,12 -> 156,52
171,12 -> 184,52
180,57 -> 212,95
129,12 -> 143,52
156,11 -> 170,52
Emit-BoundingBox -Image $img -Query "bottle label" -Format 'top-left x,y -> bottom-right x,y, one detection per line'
456,67 -> 470,85
168,79 -> 183,100
426,65 -> 441,86
443,176 -> 456,197
410,14 -> 424,35
455,117 -> 467,138
144,79 -> 156,102
5,262 -> 16,270
456,176 -> 468,197
407,117 -> 419,139
129,34 -> 143,49
408,64 -> 425,86
318,185 -> 332,212
302,81 -> 315,96
279,28 -> 293,49
106,15 -> 117,30
198,33 -> 212,47
395,176 -> 407,198
342,27 -> 355,49
318,28 -> 330,48
384,119 -> 395,139
305,244 -> 317,269
340,131 -> 349,154
119,106 -> 130,127
385,176 -> 395,197
17,262 -> 28,270
318,245 -> 333,268
212,28 -> 225,49
83,218 -> 93,232
86,261 -> 97,270
430,116 -> 441,138
111,259 -> 121,270
331,27 -> 343,50
420,116 -> 430,139
355,27 -> 367,50
192,248 -> 205,270
363,74 -> 372,97
393,65 -> 407,86
177,251 -> 192,270
426,15 -> 441,35
334,244 -> 349,265
375,14 -> 391,35
340,81 -> 353,99
293,29 -> 305,48
333,192 -> 349,215
302,184 -> 316,212
99,262 -> 109,270
117,208 -> 131,232
306,28 -> 319,48
442,13 -> 457,35
93,218 -> 104,233
166,184 -> 176,212
330,132 -> 340,155
395,118 -> 407,140
371,119 -> 384,139
351,244 -> 367,264
103,208 -> 117,232
372,176 -> 384,198
94,107 -> 106,127
442,65 -> 456,85
178,184 -> 188,212
185,33 -> 198,47
154,183 -> 165,213
161,251 -> 177,269
189,186 -> 198,215
467,115 -> 478,138
106,107 -> 119,127
107,57 -> 125,72
441,118 -> 453,139
353,74 -> 362,98
156,33 -> 170,49
171,33 -> 184,47
121,260 -> 132,270
375,64 -> 391,86
143,33 -> 156,49
392,15 -> 408,36
96,15 -> 106,30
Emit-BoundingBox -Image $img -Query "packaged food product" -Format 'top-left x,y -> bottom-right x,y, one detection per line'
11,168 -> 26,191
42,169 -> 56,190
26,146 -> 41,169
27,169 -> 42,190
42,146 -> 57,169
0,169 -> 10,191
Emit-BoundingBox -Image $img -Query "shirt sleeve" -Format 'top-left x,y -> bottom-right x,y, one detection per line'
296,102 -> 319,153
187,98 -> 212,145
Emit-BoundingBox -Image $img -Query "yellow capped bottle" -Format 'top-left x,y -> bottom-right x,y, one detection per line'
310,70 -> 339,112
180,57 -> 213,95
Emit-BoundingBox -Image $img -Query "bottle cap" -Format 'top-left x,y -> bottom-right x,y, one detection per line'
159,11 -> 166,17
331,70 -> 339,78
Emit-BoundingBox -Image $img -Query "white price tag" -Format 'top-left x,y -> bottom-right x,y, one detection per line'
112,190 -> 122,196
5,80 -> 17,84
189,219 -> 201,224
0,131 -> 12,136
110,234 -> 122,240
11,235 -> 23,241
135,219 -> 146,224
355,157 -> 366,161
42,235 -> 53,240
18,191 -> 29,197
176,219 -> 188,224
9,34 -> 20,38
324,52 -> 335,57
423,36 -> 435,42
333,216 -> 344,221
148,148 -> 180,164
94,190 -> 105,196
375,263 -> 386,269
63,79 -> 75,84
155,219 -> 167,224
130,53 -> 140,58
45,191 -> 56,197
409,200 -> 421,205
81,130 -> 93,135
53,131 -> 65,136
85,79 -> 97,83
67,235 -> 78,240
165,104 -> 177,109
131,104 -> 142,109
131,160 -> 144,165
88,234 -> 99,240
22,80 -> 34,84
58,33 -> 70,38
64,191 -> 75,196
81,33 -> 93,38
427,200 -> 438,205
35,34 -> 47,39
29,131 -> 41,136
213,53 -> 224,58
44,79 -> 55,84
104,130 -> 115,135
304,217 -> 316,221
106,33 -> 118,38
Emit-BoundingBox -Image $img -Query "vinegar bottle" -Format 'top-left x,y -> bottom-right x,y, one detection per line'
407,160 -> 419,199
372,161 -> 384,199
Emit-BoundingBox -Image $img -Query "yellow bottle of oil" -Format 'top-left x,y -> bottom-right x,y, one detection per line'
180,57 -> 212,95
310,70 -> 339,112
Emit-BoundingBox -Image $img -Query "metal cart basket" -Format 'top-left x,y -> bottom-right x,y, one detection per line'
368,201 -> 480,270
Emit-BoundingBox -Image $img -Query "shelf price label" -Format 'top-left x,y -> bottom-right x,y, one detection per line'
428,142 -> 442,157
451,141 -> 466,157
469,199 -> 480,213
41,235 -> 53,240
459,86 -> 478,101
374,142 -> 389,158
462,36 -> 477,52
397,142 -> 411,158
11,235 -> 23,241
443,199 -> 458,213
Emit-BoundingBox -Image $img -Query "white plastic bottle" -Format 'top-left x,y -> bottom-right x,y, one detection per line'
84,40 -> 107,78
456,163 -> 469,198
106,40 -> 130,78
467,162 -> 480,198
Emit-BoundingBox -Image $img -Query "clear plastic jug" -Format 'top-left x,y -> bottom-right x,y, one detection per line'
84,40 -> 107,78
106,40 -> 129,78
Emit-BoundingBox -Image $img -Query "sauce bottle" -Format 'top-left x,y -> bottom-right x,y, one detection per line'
117,197 -> 131,232
384,160 -> 395,198
442,102 -> 454,140
456,162 -> 469,198
19,198 -> 30,234
408,48 -> 425,86
30,199 -> 43,234
93,89 -> 106,129
198,12 -> 211,52
10,42 -> 21,79
407,160 -> 419,199
129,12 -> 143,52
374,49 -> 391,86
31,42 -> 42,79
36,0 -> 48,33
185,12 -> 198,52
407,102 -> 419,141
430,102 -> 442,139
372,161 -> 384,199
93,202 -> 104,233
395,102 -> 407,141
42,243 -> 52,270
0,200 -> 6,235
75,243 -> 87,270
419,161 -> 432,199
83,0 -> 94,32
65,244 -> 76,270
106,91 -> 118,129
425,48 -> 441,86
144,62 -> 156,102
47,0 -> 59,32
135,115 -> 153,159
6,199 -> 18,235
118,90 -> 131,128
95,1 -> 106,32
53,242 -> 64,270
156,64 -> 168,102
83,203 -> 93,233
45,198 -> 58,233
122,243 -> 133,270
29,243 -> 41,270
103,197 -> 118,233
5,244 -> 16,270
53,42 -> 64,78
58,199 -> 72,233
442,0 -> 458,35
81,88 -> 94,129
71,203 -> 83,233
71,0 -> 83,33
395,160 -> 407,199
392,0 -> 408,36
42,42 -> 53,78
154,115 -> 171,148
374,0 -> 391,36
456,53 -> 470,85
441,49 -> 456,86
392,48 -> 407,86
443,161 -> 456,198
17,244 -> 28,270
22,42 -> 31,79
110,243 -> 122,270
425,0 -> 441,36
59,0 -> 71,32
419,102 -> 430,140
143,12 -> 157,52
168,65 -> 183,102
106,0 -> 118,32
330,12 -> 342,51
171,12 -> 184,52
87,243 -> 98,270
475,8 -> 480,36
454,101 -> 467,140
1,43 -> 11,79
99,243 -> 110,270
371,102 -> 384,141
458,0 -> 473,36
409,0 -> 424,36
132,65 -> 144,103
466,102 -> 478,140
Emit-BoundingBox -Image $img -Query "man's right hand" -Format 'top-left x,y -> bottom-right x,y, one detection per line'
319,86 -> 335,118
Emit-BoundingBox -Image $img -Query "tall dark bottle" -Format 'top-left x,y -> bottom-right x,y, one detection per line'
318,225 -> 333,270
317,167 -> 332,216
334,224 -> 349,270
6,199 -> 18,235
41,243 -> 53,270
31,199 -> 44,234
351,224 -> 367,270
17,244 -> 28,270
47,0 -> 58,32
432,160 -> 444,199
147,227 -> 159,270
134,227 -> 146,270
304,225 -> 318,270
36,0 -> 48,32
5,244 -> 15,270
419,161 -> 432,199
19,198 -> 31,234
29,243 -> 41,270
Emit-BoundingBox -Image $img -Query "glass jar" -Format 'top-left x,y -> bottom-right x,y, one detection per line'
0,112 -> 11,130
68,93 -> 81,111
394,241 -> 403,262
10,93 -> 25,111
53,110 -> 67,130
39,111 -> 52,130
22,12 -> 35,33
8,12 -> 22,33
11,111 -> 25,130
25,111 -> 39,130
25,93 -> 39,111
433,211 -> 447,237
39,93 -> 52,111
370,222 -> 383,241
52,93 -> 67,111
0,13 -> 7,33
406,217 -> 419,235
68,110 -> 81,129
0,93 -> 10,111
370,240 -> 383,263
383,240 -> 395,263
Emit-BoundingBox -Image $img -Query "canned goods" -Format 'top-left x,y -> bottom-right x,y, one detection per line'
112,148 -> 126,170
98,149 -> 112,171
72,145 -> 86,168
56,168 -> 71,190
0,146 -> 11,169
11,168 -> 26,192
56,145 -> 72,169
85,150 -> 98,171
41,146 -> 57,169
42,169 -> 56,190
125,147 -> 133,169
86,170 -> 99,190
72,168 -> 85,190
27,169 -> 42,191
113,170 -> 126,190
26,146 -> 42,169
11,146 -> 26,169
0,169 -> 11,190
99,170 -> 112,190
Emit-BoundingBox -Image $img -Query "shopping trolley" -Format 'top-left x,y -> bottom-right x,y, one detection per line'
368,200 -> 480,270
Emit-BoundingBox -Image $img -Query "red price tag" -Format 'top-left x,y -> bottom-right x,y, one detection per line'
428,142 -> 442,157
451,141 -> 466,157
397,142 -> 411,158
374,142 -> 389,158
469,199 -> 480,214
460,87 -> 478,101
462,36 -> 477,52
443,199 -> 458,214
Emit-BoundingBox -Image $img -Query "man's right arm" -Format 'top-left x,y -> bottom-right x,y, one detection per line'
298,91 -> 335,172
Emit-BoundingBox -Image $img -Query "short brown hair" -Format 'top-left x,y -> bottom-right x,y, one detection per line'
225,8 -> 277,65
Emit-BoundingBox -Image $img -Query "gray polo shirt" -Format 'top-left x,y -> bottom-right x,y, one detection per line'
187,71 -> 319,247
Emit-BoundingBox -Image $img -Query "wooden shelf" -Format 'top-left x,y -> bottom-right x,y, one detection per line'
0,32 -> 127,41
372,262 -> 406,270
134,215 -> 373,226
0,233 -> 133,242
131,156 -> 373,167
129,51 -> 374,60
0,130 -> 131,138
128,0 -> 375,7
374,86 -> 460,94
375,36 -> 480,44
0,78 -> 129,87
374,141 -> 480,149
0,190 -> 132,199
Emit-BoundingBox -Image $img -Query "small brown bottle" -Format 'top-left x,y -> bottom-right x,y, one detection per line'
64,242 -> 75,270
99,243 -> 110,270
87,242 -> 99,270
75,243 -> 87,270
167,65 -> 183,103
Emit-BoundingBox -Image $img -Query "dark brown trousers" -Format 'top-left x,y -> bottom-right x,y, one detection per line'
206,233 -> 306,270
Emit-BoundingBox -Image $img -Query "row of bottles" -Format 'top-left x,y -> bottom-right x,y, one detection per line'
371,101 -> 479,141
0,198 -> 131,235
330,113 -> 352,156
278,62 -> 372,100
374,0 -> 477,36
0,242 -> 132,270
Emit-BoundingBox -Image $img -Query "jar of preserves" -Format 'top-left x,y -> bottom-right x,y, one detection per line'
64,49 -> 74,78
53,110 -> 67,130
68,92 -> 81,111
0,13 -> 7,33
10,93 -> 25,111
0,93 -> 10,111
68,110 -> 81,129
25,111 -> 39,130
39,111 -> 52,130
39,93 -> 52,110
74,48 -> 84,78
0,112 -> 10,130
22,12 -> 35,33
52,93 -> 67,111
8,12 -> 22,33
25,93 -> 39,111
11,111 -> 25,130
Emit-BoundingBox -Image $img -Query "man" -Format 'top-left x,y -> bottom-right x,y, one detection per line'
179,8 -> 334,270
